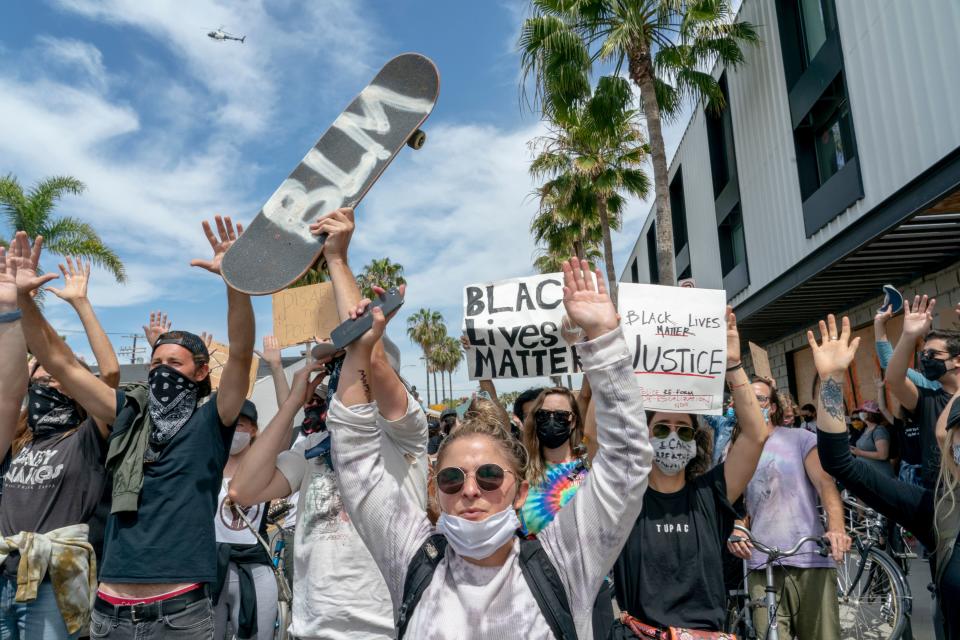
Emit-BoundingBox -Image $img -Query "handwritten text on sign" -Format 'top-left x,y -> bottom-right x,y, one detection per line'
462,273 -> 579,380
618,283 -> 726,414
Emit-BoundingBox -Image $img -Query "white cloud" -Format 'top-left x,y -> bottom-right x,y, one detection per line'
36,36 -> 108,90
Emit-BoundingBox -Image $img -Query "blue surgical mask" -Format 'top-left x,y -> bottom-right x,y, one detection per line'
762,407 -> 770,423
725,407 -> 736,419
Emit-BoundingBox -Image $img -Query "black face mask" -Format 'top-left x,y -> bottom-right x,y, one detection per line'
535,416 -> 572,449
920,354 -> 951,382
27,384 -> 82,439
148,364 -> 199,445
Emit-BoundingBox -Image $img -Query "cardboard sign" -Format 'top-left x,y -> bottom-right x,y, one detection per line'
618,283 -> 726,414
272,282 -> 340,348
207,340 -> 260,397
749,341 -> 773,381
461,273 -> 579,380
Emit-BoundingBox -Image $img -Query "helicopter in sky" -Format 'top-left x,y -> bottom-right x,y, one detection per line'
207,27 -> 246,43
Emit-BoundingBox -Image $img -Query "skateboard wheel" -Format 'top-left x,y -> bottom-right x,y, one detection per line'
407,129 -> 426,150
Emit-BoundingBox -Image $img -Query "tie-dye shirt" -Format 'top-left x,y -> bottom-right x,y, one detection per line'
519,459 -> 589,536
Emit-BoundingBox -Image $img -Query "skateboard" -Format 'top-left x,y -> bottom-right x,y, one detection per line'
221,53 -> 439,295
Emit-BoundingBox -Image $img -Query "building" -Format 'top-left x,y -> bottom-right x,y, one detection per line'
620,0 -> 960,410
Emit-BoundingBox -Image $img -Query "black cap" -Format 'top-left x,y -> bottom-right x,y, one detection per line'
948,399 -> 960,431
441,408 -> 457,420
239,400 -> 258,424
153,331 -> 210,362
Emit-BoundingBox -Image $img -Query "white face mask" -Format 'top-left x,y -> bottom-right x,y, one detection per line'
651,431 -> 697,476
953,443 -> 960,467
230,431 -> 252,455
436,506 -> 521,560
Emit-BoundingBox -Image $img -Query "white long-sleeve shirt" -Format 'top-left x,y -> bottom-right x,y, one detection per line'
329,326 -> 653,639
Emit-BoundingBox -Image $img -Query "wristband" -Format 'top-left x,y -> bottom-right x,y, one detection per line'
726,362 -> 743,373
0,309 -> 21,324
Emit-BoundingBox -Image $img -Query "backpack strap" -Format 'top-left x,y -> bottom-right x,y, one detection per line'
397,534 -> 447,639
518,537 -> 579,640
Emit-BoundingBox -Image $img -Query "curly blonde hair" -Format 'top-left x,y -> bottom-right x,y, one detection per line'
436,413 -> 529,481
935,432 -> 960,540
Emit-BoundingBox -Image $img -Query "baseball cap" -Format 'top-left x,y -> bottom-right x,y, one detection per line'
239,400 -> 258,424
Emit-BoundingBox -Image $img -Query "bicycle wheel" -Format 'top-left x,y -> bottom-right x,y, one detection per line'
836,546 -> 911,640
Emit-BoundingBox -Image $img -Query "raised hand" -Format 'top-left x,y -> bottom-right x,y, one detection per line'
560,257 -> 618,341
290,360 -> 325,405
255,335 -> 283,368
725,306 -> 740,367
200,331 -> 214,348
459,333 -> 471,350
190,215 -> 243,276
9,232 -> 58,296
45,256 -> 91,304
0,247 -> 16,311
347,284 -> 406,350
806,314 -> 861,377
560,314 -> 585,345
901,294 -> 935,338
311,208 -> 355,263
142,311 -> 171,346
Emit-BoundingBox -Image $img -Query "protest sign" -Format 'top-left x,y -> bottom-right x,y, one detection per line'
207,340 -> 260,397
618,283 -> 726,414
461,273 -> 579,380
272,282 -> 340,348
749,341 -> 774,381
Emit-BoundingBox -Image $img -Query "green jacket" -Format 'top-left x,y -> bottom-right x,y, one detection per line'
105,384 -> 152,514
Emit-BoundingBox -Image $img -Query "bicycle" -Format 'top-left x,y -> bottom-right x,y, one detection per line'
842,493 -> 916,578
236,502 -> 293,640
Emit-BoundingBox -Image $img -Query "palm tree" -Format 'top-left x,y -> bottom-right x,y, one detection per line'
430,335 -> 463,408
530,75 -> 650,302
406,308 -> 445,405
0,174 -> 126,281
289,266 -> 326,289
521,0 -> 759,285
356,257 -> 406,299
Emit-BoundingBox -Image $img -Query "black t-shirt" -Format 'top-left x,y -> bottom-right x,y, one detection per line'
613,464 -> 738,630
908,386 -> 952,488
1,418 -> 108,577
99,393 -> 234,584
895,417 -> 922,466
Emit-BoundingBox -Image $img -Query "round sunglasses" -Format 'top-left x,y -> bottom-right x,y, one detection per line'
534,409 -> 572,425
651,423 -> 696,442
435,463 -> 516,495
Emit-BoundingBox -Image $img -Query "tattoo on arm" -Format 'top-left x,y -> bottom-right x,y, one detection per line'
359,369 -> 372,402
821,378 -> 845,421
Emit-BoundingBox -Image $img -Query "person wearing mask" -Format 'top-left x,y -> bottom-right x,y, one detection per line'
0,247 -> 120,640
799,404 -> 818,433
885,295 -> 959,489
12,219 -> 255,639
850,400 -> 894,477
849,411 -> 867,446
611,306 -> 768,637
229,207 -> 428,640
329,258 -> 652,639
440,408 -> 458,437
811,314 -> 960,639
728,375 -> 851,640
212,400 -> 277,640
876,377 -> 924,487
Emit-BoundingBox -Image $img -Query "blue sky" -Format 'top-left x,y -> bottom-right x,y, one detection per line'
1,0 -> 688,400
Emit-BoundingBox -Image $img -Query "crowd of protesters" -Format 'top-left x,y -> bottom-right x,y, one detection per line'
1,207 -> 959,640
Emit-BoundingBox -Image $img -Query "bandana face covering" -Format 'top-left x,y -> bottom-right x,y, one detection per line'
27,384 -> 82,439
436,506 -> 521,560
148,364 -> 199,445
651,431 -> 697,476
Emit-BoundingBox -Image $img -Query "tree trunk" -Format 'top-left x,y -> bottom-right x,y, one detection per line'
448,371 -> 454,405
629,44 -> 676,286
433,369 -> 439,404
573,239 -> 585,263
440,369 -> 446,407
596,193 -> 619,305
424,356 -> 431,406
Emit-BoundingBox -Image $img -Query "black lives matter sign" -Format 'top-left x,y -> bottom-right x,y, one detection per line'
461,274 -> 580,380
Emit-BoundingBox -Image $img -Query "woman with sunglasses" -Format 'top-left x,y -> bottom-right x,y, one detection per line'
611,306 -> 769,638
328,259 -> 652,639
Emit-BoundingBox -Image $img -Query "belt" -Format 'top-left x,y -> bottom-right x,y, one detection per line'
94,587 -> 208,622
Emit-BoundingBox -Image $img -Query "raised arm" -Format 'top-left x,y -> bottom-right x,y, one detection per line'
314,208 -> 406,420
875,308 -> 935,390
875,378 -> 897,425
886,295 -> 936,412
12,233 -> 116,424
47,257 -> 121,389
810,314 -> 935,547
229,363 -> 320,506
0,247 -> 27,458
721,306 -> 768,502
255,335 -> 290,405
143,311 -> 172,348
189,216 -> 255,426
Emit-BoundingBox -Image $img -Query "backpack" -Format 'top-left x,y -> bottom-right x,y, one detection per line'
397,533 -> 578,640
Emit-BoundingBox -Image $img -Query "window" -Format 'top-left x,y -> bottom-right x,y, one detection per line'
718,207 -> 747,277
794,74 -> 859,200
706,75 -> 734,197
670,169 -> 688,256
630,258 -> 640,284
646,224 -> 659,284
798,0 -> 829,63
679,266 -> 692,281
814,100 -> 855,186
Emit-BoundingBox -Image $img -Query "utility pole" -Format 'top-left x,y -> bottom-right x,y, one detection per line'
119,334 -> 145,364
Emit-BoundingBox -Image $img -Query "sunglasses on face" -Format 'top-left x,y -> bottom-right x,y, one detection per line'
534,409 -> 572,425
651,423 -> 696,442
921,349 -> 949,360
435,463 -> 516,495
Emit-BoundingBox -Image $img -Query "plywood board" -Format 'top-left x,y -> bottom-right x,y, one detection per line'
748,342 -> 773,380
207,340 -> 259,398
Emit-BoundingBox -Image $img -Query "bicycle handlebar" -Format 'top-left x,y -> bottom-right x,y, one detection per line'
731,524 -> 829,559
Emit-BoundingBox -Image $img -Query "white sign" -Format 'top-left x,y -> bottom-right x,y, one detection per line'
461,273 -> 579,380
618,282 -> 726,414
